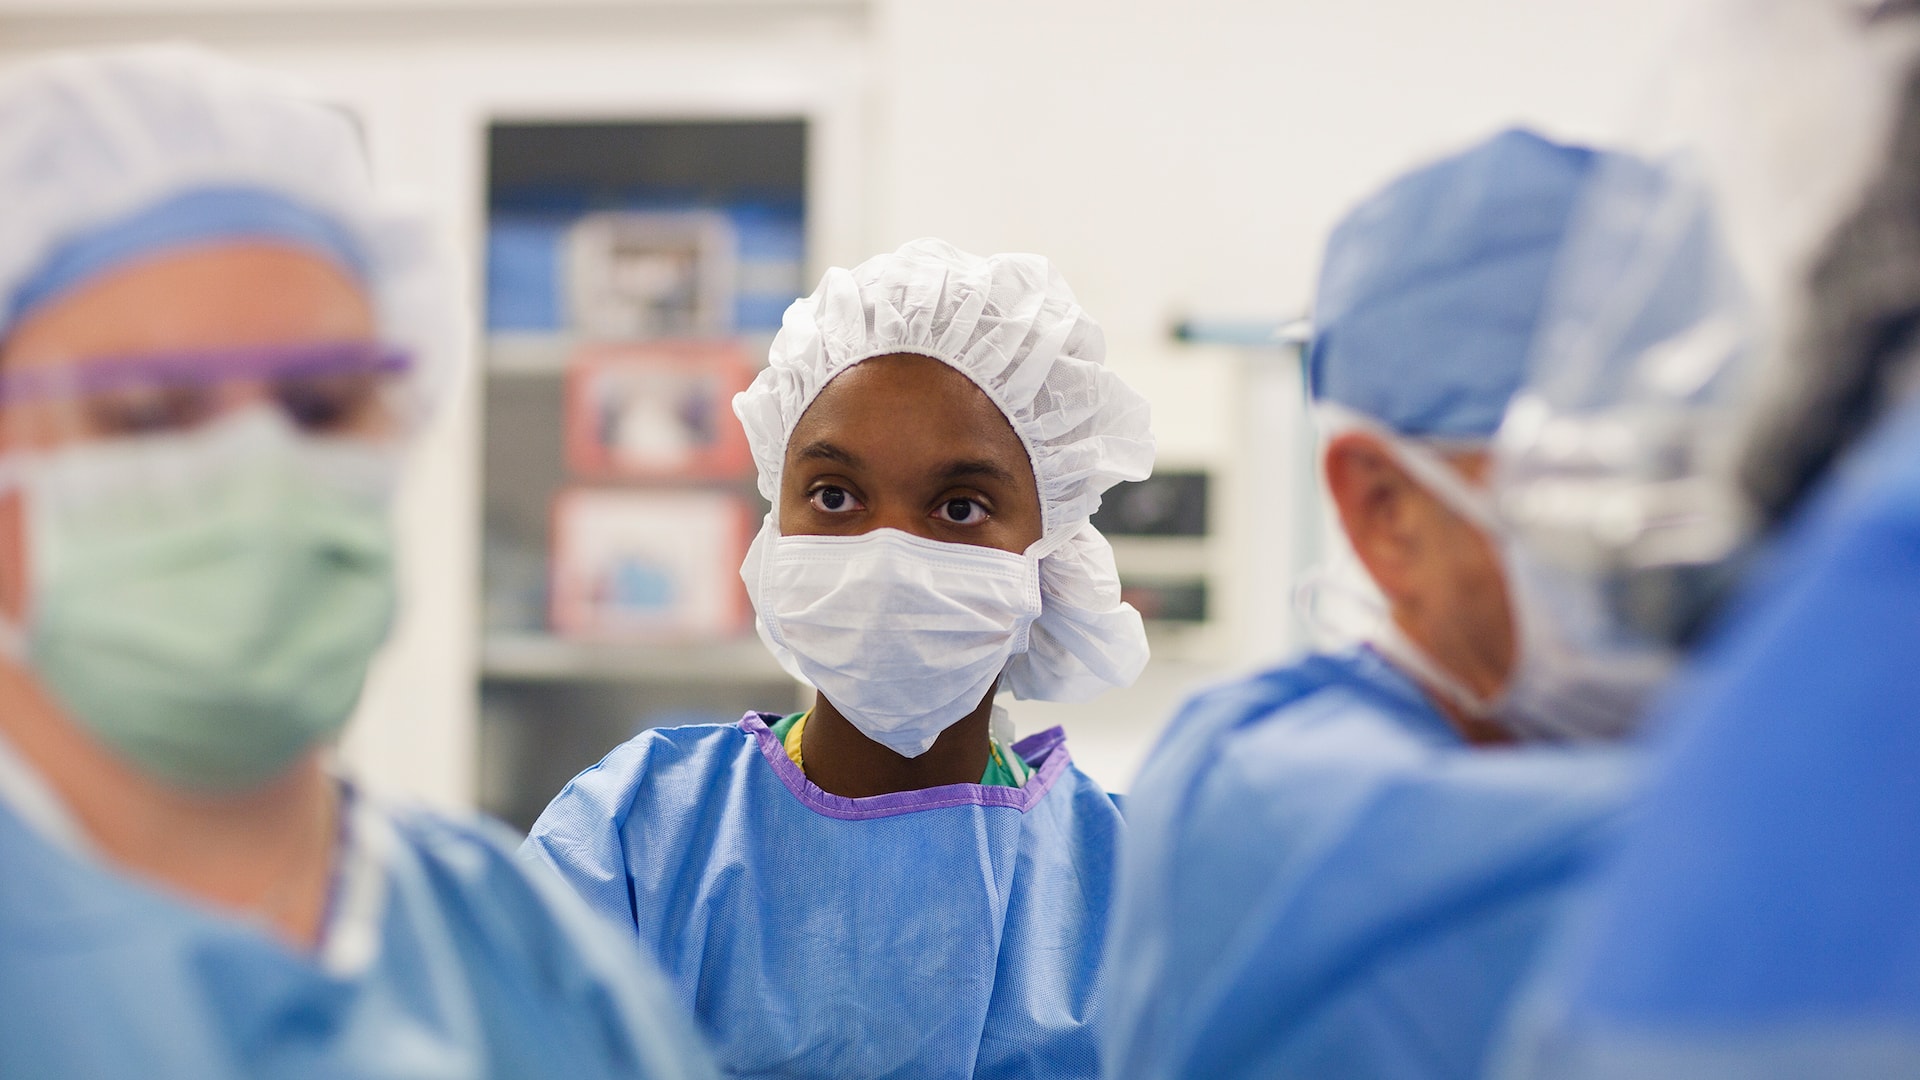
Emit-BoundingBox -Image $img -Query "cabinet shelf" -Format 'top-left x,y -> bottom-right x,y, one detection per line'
486,333 -> 575,377
481,633 -> 794,684
486,332 -> 777,379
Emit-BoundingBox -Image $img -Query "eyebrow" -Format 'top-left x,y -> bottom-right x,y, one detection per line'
792,440 -> 1026,488
792,440 -> 861,468
936,458 -> 1024,488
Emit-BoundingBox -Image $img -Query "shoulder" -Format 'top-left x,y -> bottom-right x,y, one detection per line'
371,797 -> 648,993
1533,406 -> 1920,1029
1722,400 -> 1920,652
374,798 -> 719,1078
1118,652 -> 1460,941
1829,397 -> 1920,528
1134,649 -> 1449,818
1128,649 -> 1635,919
518,719 -> 762,904
1167,648 -> 1442,750
1025,746 -> 1127,840
532,720 -> 758,833
1188,706 -> 1633,874
379,798 -> 582,922
592,719 -> 759,777
1623,401 -> 1920,828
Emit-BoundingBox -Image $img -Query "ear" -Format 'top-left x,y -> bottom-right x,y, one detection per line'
0,406 -> 23,623
0,490 -> 23,623
1324,431 -> 1428,603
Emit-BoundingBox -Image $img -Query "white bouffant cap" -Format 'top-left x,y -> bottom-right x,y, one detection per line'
0,44 -> 458,417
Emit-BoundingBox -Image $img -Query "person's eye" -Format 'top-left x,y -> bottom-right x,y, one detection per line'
932,497 -> 990,526
274,373 -> 385,434
82,385 -> 217,437
809,485 -> 864,514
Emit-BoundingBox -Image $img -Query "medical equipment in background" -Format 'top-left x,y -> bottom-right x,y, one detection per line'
484,121 -> 804,341
1168,316 -> 1319,665
565,211 -> 737,340
549,342 -> 757,641
1090,470 -> 1211,623
563,342 -> 755,481
549,489 -> 754,640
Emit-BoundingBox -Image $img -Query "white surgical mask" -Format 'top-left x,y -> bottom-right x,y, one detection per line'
1492,546 -> 1673,742
745,524 -> 1044,758
1308,406 -> 1668,742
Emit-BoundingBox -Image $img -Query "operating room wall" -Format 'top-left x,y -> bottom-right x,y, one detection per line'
0,0 -> 1695,805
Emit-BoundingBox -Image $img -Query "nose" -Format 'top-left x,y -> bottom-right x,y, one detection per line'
861,503 -> 940,540
217,379 -> 276,410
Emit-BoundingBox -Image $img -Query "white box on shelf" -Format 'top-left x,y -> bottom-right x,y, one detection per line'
564,210 -> 737,340
549,488 -> 754,640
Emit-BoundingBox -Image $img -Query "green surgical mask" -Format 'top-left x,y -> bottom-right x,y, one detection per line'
5,408 -> 398,792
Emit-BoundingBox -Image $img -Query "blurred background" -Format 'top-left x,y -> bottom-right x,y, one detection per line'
0,0 -> 1692,829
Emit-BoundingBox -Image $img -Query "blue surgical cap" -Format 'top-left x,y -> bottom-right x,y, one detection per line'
1307,129 -> 1602,440
7,186 -> 369,331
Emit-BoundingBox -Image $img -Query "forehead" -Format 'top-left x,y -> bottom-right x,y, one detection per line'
1,243 -> 374,373
787,352 -> 1030,467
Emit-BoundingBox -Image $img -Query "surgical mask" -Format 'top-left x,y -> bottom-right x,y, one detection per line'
0,407 -> 398,791
749,525 -> 1043,758
1308,408 -> 1668,741
1493,546 -> 1674,741
1354,561 -> 1667,744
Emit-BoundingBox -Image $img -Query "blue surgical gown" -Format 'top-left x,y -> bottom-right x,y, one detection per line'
521,713 -> 1122,1080
0,780 -> 717,1079
1495,400 -> 1920,1079
1103,647 -> 1634,1080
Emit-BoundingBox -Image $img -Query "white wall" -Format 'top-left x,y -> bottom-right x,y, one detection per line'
0,0 -> 1698,800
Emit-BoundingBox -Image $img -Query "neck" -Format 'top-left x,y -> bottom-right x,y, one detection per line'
0,659 -> 340,949
1381,613 -> 1517,747
799,688 -> 995,798
1426,692 -> 1517,747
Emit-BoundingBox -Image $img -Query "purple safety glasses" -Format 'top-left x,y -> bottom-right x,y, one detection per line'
0,340 -> 414,439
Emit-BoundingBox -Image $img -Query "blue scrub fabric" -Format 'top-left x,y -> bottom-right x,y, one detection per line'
0,791 -> 718,1079
520,714 -> 1124,1080
1103,647 -> 1634,1080
1307,129 -> 1603,440
1495,400 -> 1920,1080
7,186 -> 369,328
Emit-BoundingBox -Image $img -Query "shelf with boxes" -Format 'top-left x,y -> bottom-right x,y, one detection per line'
480,632 -> 790,684
478,117 -> 809,831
